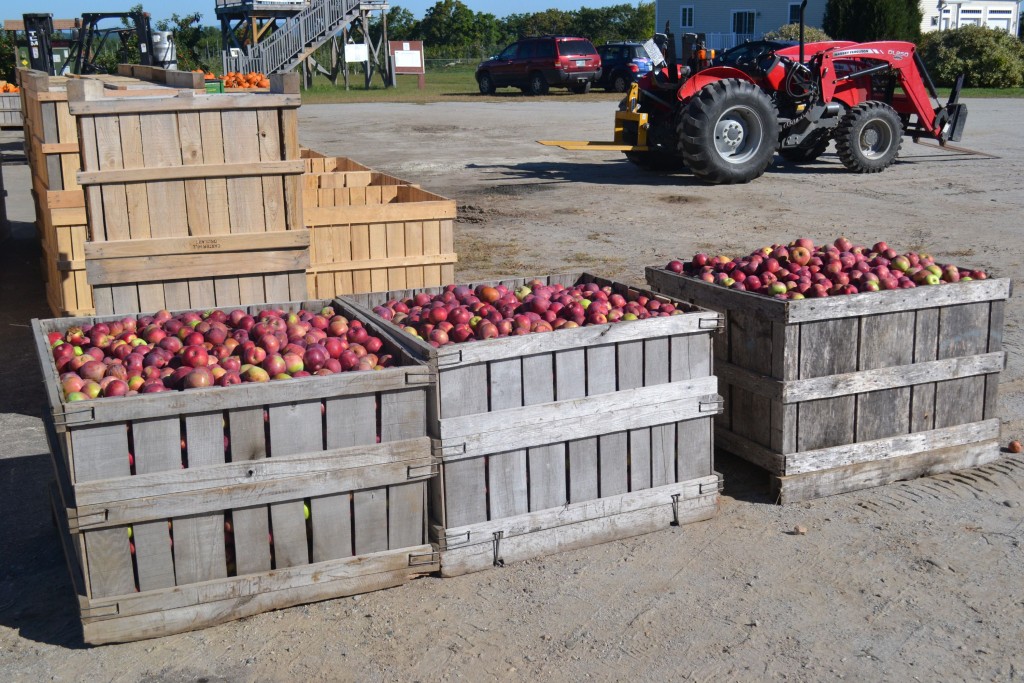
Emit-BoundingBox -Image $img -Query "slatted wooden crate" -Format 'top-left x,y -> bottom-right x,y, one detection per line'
67,72 -> 309,316
0,159 -> 8,243
33,299 -> 438,644
17,68 -> 199,316
646,267 -> 1010,503
345,273 -> 723,577
306,180 -> 457,299
0,92 -> 22,128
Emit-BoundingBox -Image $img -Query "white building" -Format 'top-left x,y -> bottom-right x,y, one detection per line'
655,1 -> 1021,51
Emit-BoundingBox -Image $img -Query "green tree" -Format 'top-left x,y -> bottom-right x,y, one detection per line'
823,0 -> 922,42
919,24 -> 1024,88
416,0 -> 478,47
0,29 -> 16,81
383,6 -> 418,41
764,23 -> 832,41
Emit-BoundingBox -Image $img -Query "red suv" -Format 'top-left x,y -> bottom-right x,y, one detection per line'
476,36 -> 601,96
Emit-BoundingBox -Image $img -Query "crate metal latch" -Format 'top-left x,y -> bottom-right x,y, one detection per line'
699,314 -> 725,331
67,508 -> 108,532
492,531 -> 505,567
409,551 -> 440,567
442,530 -> 471,549
699,397 -> 725,413
670,494 -> 681,527
407,463 -> 439,480
51,405 -> 96,429
81,602 -> 120,619
436,350 -> 463,368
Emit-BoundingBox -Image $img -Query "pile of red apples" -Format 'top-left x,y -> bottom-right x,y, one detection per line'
371,280 -> 687,347
666,238 -> 988,299
50,306 -> 394,401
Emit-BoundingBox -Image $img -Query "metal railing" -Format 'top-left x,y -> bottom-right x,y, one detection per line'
703,33 -> 760,51
223,0 -> 363,74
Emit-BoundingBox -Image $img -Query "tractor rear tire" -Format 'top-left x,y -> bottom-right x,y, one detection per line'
835,101 -> 903,173
678,78 -> 779,184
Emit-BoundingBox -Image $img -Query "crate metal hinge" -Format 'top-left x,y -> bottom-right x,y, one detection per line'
492,531 -> 505,567
51,405 -> 96,429
436,350 -> 463,368
67,508 -> 108,532
407,463 -> 439,480
441,530 -> 471,549
699,397 -> 725,413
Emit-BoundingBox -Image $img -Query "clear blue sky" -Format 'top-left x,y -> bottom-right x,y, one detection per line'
7,1 -> 636,27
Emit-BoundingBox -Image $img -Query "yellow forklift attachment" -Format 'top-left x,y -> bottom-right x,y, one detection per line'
538,82 -> 650,153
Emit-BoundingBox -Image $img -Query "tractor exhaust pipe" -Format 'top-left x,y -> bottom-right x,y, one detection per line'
799,0 -> 808,64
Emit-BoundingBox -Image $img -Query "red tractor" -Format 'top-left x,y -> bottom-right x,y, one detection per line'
541,3 -> 966,184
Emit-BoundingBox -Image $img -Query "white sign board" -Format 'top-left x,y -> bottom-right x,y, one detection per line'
345,43 -> 369,62
394,50 -> 422,69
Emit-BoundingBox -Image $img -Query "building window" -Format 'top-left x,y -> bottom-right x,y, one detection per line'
733,10 -> 755,35
681,6 -> 694,29
789,3 -> 802,24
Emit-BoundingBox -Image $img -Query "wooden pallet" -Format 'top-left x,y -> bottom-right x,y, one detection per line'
306,179 -> 457,298
345,272 -> 724,577
34,299 -> 438,644
0,92 -> 22,128
67,72 -> 308,315
646,267 -> 1010,503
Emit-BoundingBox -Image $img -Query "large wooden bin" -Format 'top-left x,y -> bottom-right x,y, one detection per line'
34,299 -> 438,644
0,91 -> 22,128
346,273 -> 723,577
68,73 -> 308,316
647,267 -> 1010,503
305,173 -> 457,299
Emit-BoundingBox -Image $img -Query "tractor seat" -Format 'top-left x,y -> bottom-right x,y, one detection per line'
650,65 -> 691,89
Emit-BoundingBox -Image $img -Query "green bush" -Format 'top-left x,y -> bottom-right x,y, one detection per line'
919,25 -> 1024,88
764,24 -> 832,42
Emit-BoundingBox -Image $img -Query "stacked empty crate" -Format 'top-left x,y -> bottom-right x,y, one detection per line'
0,90 -> 22,128
347,273 -> 723,577
34,299 -> 438,644
302,150 -> 457,298
20,69 -> 120,316
647,267 -> 1010,503
69,71 -> 309,315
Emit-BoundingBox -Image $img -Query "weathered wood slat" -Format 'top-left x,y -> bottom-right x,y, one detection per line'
80,546 -> 436,645
438,477 -> 719,577
77,159 -> 306,186
84,231 -> 309,260
716,352 -> 1004,403
70,439 -> 432,528
773,439 -> 1000,504
86,249 -> 309,285
435,378 -> 719,462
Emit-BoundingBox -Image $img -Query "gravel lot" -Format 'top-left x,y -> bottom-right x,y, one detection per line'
1,98 -> 1022,682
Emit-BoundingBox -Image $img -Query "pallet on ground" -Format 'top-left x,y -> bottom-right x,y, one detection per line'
0,92 -> 22,129
306,180 -> 457,299
67,72 -> 308,315
646,267 -> 1010,503
345,272 -> 724,576
34,299 -> 437,644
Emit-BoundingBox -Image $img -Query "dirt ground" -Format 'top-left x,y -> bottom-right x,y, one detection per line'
1,98 -> 1022,682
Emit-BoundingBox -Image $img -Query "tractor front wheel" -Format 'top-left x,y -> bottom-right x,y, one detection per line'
678,79 -> 779,184
835,101 -> 903,173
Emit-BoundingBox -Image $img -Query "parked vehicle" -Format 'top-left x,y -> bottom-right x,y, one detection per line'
595,42 -> 654,92
476,36 -> 601,96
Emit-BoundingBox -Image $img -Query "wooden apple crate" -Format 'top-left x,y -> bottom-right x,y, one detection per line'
646,267 -> 1010,503
17,67 -> 204,316
68,72 -> 309,316
33,299 -> 438,644
0,92 -> 22,128
345,273 -> 724,577
305,174 -> 457,299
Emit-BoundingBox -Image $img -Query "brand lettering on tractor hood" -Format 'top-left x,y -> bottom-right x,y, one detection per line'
888,49 -> 910,60
833,48 -> 883,57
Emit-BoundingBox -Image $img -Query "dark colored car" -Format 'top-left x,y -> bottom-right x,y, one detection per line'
476,36 -> 601,96
594,42 -> 653,92
712,39 -> 797,75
